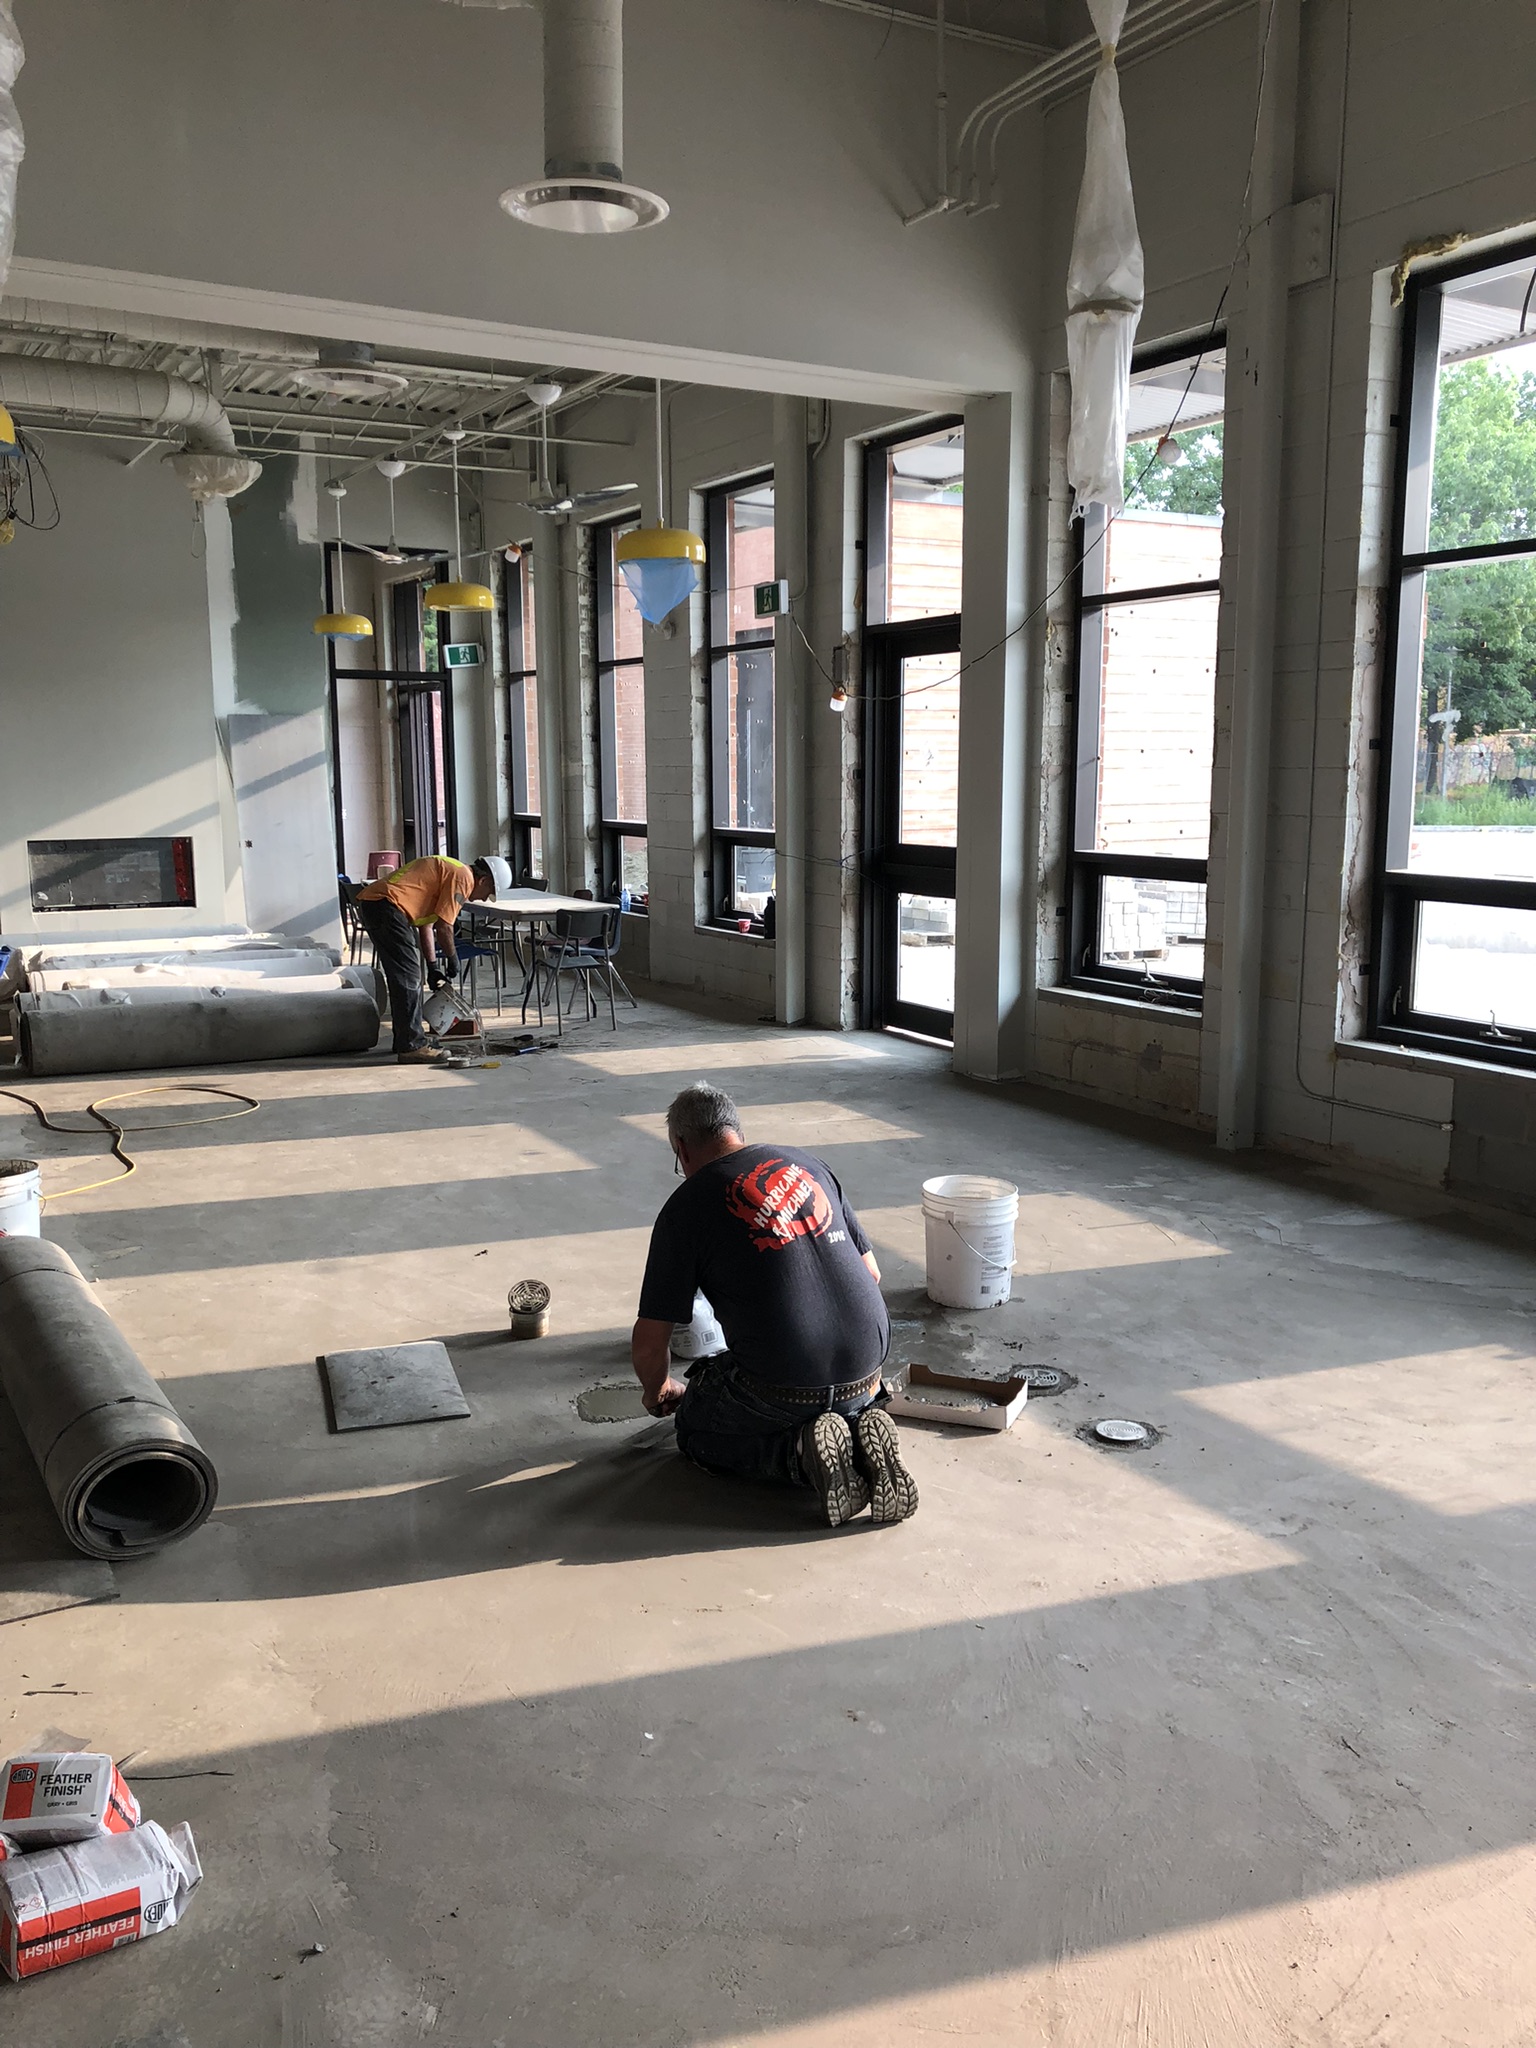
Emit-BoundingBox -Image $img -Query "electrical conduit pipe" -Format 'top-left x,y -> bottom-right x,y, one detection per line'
0,1237 -> 217,1558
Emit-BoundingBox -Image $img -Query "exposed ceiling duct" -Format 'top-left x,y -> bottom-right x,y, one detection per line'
0,356 -> 262,500
500,0 -> 668,234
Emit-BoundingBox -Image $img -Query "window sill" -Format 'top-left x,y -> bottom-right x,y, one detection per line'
696,924 -> 774,947
1337,1037 -> 1535,1085
1040,983 -> 1203,1027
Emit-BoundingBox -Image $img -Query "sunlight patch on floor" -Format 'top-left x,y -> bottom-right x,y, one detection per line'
711,1843 -> 1536,2048
58,1125 -> 596,1210
621,1100 -> 919,1148
1181,1346 -> 1536,1514
569,1036 -> 892,1076
861,1192 -> 1228,1278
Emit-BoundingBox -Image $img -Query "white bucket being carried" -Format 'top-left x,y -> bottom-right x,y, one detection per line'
921,1174 -> 1018,1309
0,1159 -> 43,1239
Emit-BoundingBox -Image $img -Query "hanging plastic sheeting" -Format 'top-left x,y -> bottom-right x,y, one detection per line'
0,1 -> 22,302
1065,0 -> 1144,520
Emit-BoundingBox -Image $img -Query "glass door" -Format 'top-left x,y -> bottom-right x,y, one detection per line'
865,616 -> 960,1038
391,582 -> 457,862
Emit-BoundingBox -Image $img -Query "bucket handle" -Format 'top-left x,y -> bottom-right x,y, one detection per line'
940,1219 -> 1016,1272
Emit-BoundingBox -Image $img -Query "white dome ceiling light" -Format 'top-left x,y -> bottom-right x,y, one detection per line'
293,342 -> 411,401
499,0 -> 668,235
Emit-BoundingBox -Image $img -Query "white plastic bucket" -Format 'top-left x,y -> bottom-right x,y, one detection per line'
921,1174 -> 1018,1309
671,1291 -> 726,1362
0,1159 -> 43,1239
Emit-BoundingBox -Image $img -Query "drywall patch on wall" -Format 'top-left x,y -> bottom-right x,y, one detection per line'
229,455 -> 328,718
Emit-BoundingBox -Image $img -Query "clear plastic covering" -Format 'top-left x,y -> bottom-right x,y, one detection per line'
0,2 -> 23,302
168,451 -> 263,502
1065,0 -> 1145,520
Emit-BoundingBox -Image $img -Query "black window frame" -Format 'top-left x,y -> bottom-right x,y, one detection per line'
593,515 -> 648,908
1064,336 -> 1225,1013
1368,238 -> 1536,1071
704,471 -> 777,930
504,546 -> 543,884
859,417 -> 965,1040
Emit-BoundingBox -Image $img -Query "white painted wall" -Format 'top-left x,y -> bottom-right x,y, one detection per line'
0,438 -> 244,945
10,0 -> 1034,402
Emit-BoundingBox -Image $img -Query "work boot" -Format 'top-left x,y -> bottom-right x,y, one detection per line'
397,1045 -> 449,1065
798,1411 -> 870,1528
853,1407 -> 919,1525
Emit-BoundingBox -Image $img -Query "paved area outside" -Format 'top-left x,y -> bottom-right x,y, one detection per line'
3,989 -> 1535,2046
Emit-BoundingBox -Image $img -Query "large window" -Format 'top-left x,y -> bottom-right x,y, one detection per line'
594,519 -> 648,905
1067,344 -> 1226,1006
705,475 -> 776,926
866,422 -> 964,625
505,547 -> 542,882
1373,245 -> 1536,1066
862,422 -> 963,1037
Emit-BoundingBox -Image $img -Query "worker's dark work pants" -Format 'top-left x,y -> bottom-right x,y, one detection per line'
674,1357 -> 880,1488
357,897 -> 424,1054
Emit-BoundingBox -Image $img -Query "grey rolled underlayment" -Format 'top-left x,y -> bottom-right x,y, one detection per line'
16,970 -> 380,1076
0,1237 -> 217,1559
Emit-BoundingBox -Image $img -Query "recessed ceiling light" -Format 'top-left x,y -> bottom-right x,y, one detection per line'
498,176 -> 668,235
293,342 -> 410,400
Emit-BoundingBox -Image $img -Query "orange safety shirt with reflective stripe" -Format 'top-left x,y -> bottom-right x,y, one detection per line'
358,856 -> 475,929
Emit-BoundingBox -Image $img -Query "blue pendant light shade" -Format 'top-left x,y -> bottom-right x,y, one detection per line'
617,547 -> 701,624
612,379 -> 706,625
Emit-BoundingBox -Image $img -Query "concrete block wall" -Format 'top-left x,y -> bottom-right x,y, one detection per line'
1000,0 -> 1536,1216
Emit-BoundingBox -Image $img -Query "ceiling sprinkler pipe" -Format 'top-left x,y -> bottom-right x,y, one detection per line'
543,0 -> 624,180
0,1237 -> 218,1559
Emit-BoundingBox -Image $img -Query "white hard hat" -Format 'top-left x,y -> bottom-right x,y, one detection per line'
480,855 -> 513,895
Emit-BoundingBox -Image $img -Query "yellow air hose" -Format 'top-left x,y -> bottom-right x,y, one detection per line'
0,1083 -> 260,1202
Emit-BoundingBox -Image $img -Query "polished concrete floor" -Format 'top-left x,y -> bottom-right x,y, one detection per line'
3,992 -> 1536,2045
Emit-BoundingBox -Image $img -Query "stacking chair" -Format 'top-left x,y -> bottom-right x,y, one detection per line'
338,875 -> 367,966
528,907 -> 637,1032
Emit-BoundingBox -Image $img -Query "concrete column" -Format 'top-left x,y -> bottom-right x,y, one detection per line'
1215,0 -> 1302,1150
533,525 -> 568,891
952,390 -> 1029,1081
774,395 -> 810,1025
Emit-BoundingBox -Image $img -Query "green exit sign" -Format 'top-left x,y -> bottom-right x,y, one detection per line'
444,641 -> 483,669
753,579 -> 789,618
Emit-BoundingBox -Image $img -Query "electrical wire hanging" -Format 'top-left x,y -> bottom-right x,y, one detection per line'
0,422 -> 61,541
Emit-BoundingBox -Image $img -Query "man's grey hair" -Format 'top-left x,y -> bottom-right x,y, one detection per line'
666,1082 -> 743,1151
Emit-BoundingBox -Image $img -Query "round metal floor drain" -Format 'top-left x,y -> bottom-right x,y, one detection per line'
1024,1366 -> 1075,1396
1077,1417 -> 1160,1450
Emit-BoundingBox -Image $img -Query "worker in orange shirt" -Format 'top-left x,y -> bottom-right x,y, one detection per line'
355,854 -> 506,1062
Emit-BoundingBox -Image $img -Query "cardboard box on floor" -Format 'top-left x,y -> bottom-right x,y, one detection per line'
885,1362 -> 1029,1431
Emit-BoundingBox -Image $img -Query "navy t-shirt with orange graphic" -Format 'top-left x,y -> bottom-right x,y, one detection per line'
637,1144 -> 890,1389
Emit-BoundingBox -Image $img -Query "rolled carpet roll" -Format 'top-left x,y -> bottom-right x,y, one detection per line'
16,970 -> 379,1076
0,1238 -> 217,1558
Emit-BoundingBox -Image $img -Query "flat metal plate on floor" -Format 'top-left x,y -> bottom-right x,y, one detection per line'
321,1342 -> 471,1433
1024,1366 -> 1076,1396
1077,1417 -> 1160,1451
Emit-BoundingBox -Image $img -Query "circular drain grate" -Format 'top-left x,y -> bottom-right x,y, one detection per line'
1024,1366 -> 1075,1396
1077,1417 -> 1160,1450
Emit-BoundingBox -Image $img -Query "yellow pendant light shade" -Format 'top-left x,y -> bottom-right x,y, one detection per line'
424,431 -> 495,613
314,480 -> 375,640
610,383 -> 705,624
423,580 -> 495,613
614,524 -> 705,623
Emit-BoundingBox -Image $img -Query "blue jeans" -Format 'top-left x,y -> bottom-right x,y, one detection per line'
674,1357 -> 881,1488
